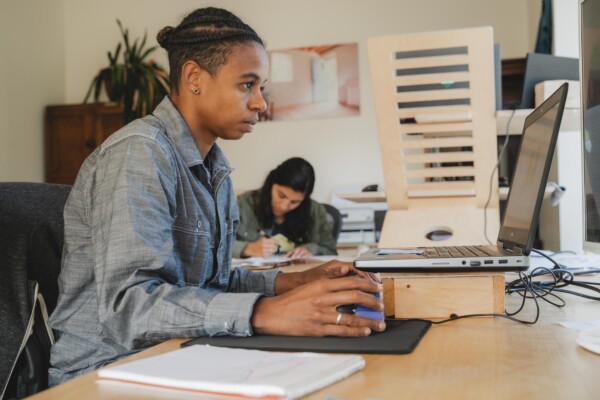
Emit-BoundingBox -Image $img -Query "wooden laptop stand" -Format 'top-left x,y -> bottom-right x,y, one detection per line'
381,272 -> 505,319
368,26 -> 501,248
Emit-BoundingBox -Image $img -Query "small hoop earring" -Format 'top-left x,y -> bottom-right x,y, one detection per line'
192,88 -> 199,94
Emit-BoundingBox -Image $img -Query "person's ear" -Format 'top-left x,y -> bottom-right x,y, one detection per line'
181,61 -> 206,95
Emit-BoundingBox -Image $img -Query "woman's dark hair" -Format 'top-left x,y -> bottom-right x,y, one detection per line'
156,7 -> 264,94
257,157 -> 315,244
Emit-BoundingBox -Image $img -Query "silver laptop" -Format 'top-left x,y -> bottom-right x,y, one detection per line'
355,83 -> 569,272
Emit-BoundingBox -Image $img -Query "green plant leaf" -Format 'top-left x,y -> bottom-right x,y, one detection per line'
84,19 -> 170,117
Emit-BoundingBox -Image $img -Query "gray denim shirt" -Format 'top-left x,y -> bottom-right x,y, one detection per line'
48,97 -> 279,385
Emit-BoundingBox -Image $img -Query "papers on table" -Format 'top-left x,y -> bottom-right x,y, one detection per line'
529,251 -> 600,271
231,255 -> 354,270
558,320 -> 600,332
97,345 -> 365,399
232,255 -> 294,270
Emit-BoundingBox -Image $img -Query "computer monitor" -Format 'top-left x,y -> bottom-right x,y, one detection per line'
580,0 -> 600,252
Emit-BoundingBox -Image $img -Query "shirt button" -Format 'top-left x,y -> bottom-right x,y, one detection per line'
197,221 -> 202,228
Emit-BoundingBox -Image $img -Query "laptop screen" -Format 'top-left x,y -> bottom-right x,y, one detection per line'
498,84 -> 568,252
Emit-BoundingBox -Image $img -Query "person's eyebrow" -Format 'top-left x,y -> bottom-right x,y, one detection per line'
239,72 -> 268,84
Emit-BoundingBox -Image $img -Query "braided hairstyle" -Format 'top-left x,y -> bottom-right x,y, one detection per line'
257,158 -> 315,245
156,7 -> 264,94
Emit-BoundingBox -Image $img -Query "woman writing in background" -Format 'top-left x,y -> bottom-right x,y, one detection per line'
234,157 -> 337,259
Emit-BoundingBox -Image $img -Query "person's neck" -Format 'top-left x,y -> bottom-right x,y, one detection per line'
170,94 -> 215,159
273,216 -> 284,224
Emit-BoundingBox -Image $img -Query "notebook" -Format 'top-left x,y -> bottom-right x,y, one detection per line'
354,83 -> 569,273
97,345 -> 365,400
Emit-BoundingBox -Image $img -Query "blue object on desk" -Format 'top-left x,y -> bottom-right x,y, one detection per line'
355,304 -> 384,321
336,292 -> 384,321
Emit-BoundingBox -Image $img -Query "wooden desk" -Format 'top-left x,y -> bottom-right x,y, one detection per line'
30,272 -> 600,400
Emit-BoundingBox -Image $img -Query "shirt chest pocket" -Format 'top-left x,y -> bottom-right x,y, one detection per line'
172,215 -> 215,285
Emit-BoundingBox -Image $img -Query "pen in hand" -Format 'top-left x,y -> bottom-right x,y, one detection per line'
257,230 -> 279,256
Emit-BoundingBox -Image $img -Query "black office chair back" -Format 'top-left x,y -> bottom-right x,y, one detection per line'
322,203 -> 342,242
0,182 -> 71,399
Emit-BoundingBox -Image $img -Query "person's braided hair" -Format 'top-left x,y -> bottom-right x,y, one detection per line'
156,7 -> 264,94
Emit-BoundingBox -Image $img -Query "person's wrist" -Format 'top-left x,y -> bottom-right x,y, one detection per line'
241,244 -> 251,257
274,271 -> 305,294
250,297 -> 270,334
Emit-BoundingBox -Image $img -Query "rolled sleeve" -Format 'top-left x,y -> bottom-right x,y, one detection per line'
229,268 -> 280,295
204,292 -> 264,336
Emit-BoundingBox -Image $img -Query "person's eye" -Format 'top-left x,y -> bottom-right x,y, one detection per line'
242,82 -> 253,91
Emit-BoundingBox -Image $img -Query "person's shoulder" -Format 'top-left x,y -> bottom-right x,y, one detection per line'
309,199 -> 328,216
237,189 -> 259,202
100,116 -> 171,153
310,198 -> 325,209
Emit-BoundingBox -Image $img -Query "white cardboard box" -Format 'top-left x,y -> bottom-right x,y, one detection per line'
535,79 -> 580,109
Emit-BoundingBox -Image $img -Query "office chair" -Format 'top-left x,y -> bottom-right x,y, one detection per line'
322,203 -> 342,242
368,26 -> 501,247
0,182 -> 71,399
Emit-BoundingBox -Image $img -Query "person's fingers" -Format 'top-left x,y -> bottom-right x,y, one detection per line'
315,261 -> 351,278
319,275 -> 381,295
287,247 -> 307,258
260,238 -> 279,256
322,290 -> 384,312
319,313 -> 386,336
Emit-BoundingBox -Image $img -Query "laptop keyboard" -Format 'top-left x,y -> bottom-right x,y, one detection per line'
423,246 -> 498,258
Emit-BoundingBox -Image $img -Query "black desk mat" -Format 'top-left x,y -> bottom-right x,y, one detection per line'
181,319 -> 430,354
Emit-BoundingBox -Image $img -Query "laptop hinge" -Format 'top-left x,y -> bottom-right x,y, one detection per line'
499,241 -> 525,256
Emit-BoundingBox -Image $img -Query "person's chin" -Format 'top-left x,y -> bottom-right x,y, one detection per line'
220,129 -> 248,141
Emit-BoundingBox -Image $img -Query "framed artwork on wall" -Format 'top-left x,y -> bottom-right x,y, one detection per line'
261,42 -> 360,121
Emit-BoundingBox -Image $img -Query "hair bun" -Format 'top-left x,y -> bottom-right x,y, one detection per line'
156,26 -> 174,49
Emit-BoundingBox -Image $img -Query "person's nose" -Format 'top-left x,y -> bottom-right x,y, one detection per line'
280,200 -> 292,213
250,91 -> 267,113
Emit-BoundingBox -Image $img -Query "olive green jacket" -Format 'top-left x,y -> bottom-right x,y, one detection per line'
233,190 -> 337,258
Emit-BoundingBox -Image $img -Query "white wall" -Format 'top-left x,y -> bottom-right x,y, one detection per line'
2,0 -> 542,202
552,0 -> 580,58
0,0 -> 65,181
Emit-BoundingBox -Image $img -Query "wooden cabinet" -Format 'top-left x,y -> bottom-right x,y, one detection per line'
44,104 -> 123,184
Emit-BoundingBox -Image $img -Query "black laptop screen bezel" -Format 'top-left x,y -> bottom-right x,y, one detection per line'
497,83 -> 569,254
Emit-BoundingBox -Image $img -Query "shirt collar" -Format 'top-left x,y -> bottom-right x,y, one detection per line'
151,96 -> 233,174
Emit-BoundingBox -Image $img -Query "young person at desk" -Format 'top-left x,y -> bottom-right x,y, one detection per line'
48,7 -> 385,386
233,157 -> 337,259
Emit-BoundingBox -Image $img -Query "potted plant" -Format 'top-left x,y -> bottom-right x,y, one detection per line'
83,20 -> 170,123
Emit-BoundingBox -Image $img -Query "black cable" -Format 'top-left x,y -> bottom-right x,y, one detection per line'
406,270 -> 541,326
404,251 -> 600,326
484,107 -> 517,244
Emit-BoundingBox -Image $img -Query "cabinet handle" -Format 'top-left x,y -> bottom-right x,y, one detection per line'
85,139 -> 96,149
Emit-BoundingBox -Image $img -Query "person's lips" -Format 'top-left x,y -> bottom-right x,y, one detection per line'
242,118 -> 258,132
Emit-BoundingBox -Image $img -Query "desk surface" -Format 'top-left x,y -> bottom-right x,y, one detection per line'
31,270 -> 600,400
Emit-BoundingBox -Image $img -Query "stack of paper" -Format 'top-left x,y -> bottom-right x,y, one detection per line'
97,345 -> 365,399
